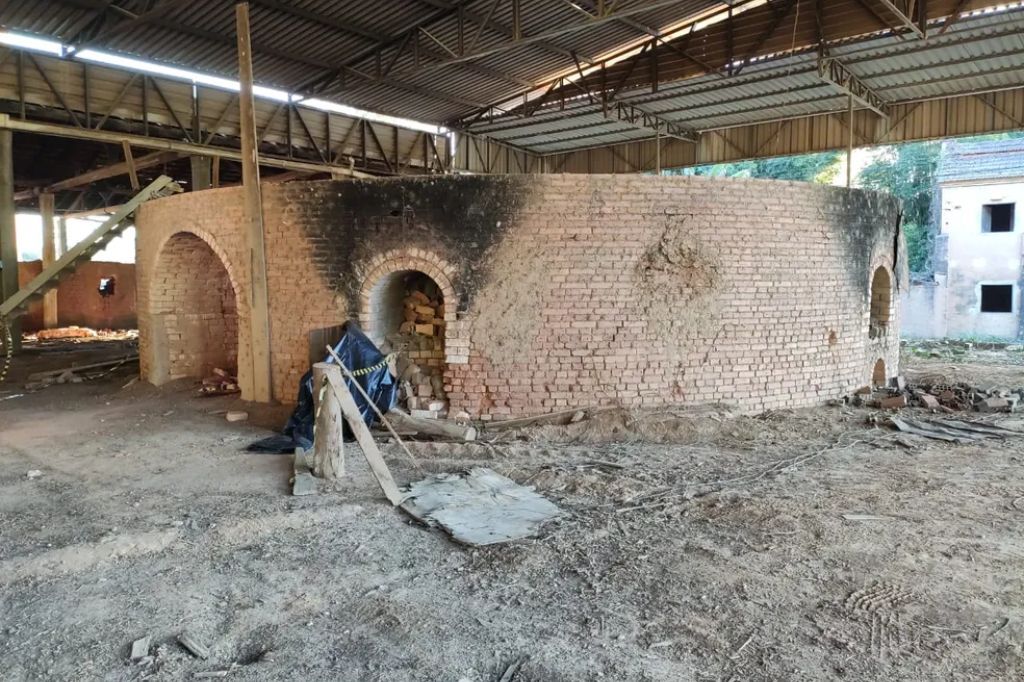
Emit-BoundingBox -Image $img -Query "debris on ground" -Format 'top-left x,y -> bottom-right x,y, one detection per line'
129,635 -> 151,662
401,468 -> 561,546
26,469 -> 42,479
23,354 -> 139,390
879,415 -> 1024,442
32,326 -> 98,341
199,368 -> 240,396
291,448 -> 317,497
177,631 -> 210,659
847,375 -> 1024,414
225,411 -> 248,423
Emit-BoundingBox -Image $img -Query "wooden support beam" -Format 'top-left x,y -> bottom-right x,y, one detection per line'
325,371 -> 404,505
13,150 -> 181,202
39,193 -> 58,328
57,216 -> 68,256
312,362 -> 344,479
0,116 -> 370,181
121,141 -> 140,190
190,156 -> 212,190
0,129 -> 20,350
236,2 -> 273,403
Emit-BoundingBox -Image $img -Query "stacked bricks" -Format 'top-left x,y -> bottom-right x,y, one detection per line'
388,286 -> 449,417
135,174 -> 903,417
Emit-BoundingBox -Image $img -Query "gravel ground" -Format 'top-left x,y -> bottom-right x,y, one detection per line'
1,341 -> 1023,681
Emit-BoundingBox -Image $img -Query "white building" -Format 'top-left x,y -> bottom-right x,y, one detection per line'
902,138 -> 1024,340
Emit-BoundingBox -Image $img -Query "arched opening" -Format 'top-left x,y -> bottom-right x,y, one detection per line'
150,232 -> 238,382
872,358 -> 887,386
869,266 -> 892,339
369,270 -> 447,415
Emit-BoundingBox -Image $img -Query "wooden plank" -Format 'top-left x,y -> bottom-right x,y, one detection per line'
236,2 -> 273,403
13,150 -> 180,201
325,372 -> 404,505
38,192 -> 57,328
0,175 -> 176,318
121,141 -> 139,190
0,128 -> 19,351
312,362 -> 344,479
292,447 -> 317,496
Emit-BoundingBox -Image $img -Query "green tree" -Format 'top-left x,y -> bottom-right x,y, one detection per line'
674,151 -> 841,183
857,142 -> 940,273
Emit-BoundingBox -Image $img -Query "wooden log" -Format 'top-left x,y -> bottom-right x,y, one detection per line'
386,409 -> 477,442
311,363 -> 344,479
323,345 -> 421,471
325,373 -> 404,506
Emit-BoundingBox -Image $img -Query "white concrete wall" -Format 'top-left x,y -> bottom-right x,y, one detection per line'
940,180 -> 1024,340
901,277 -> 947,339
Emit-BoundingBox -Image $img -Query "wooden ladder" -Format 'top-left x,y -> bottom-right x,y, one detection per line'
0,175 -> 180,320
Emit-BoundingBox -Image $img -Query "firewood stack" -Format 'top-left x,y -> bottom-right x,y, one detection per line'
387,289 -> 448,418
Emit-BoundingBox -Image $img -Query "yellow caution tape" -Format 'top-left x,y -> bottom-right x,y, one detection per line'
345,353 -> 396,377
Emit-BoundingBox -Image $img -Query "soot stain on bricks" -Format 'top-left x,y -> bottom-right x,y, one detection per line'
823,185 -> 901,298
290,175 -> 534,313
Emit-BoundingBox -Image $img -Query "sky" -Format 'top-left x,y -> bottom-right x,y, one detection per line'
16,213 -> 135,263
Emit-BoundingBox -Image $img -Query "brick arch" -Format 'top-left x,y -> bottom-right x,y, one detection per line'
868,263 -> 894,340
147,230 -> 246,386
149,227 -> 243,300
357,249 -> 466,364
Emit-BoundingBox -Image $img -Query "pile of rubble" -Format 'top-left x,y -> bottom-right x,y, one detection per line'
388,289 -> 448,419
850,379 -> 1021,413
199,367 -> 240,396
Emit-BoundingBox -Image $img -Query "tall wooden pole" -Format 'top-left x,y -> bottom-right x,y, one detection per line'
236,2 -> 273,402
846,94 -> 854,188
58,216 -> 68,256
39,192 -> 58,328
0,128 -> 21,352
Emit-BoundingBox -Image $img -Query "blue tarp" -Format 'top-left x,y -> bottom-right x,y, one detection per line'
250,321 -> 397,452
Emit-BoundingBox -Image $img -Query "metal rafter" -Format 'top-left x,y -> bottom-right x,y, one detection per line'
875,0 -> 927,37
817,56 -> 888,115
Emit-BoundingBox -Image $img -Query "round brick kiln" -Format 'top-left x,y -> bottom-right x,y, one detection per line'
136,174 -> 902,416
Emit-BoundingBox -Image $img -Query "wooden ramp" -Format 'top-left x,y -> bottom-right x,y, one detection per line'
0,175 -> 180,320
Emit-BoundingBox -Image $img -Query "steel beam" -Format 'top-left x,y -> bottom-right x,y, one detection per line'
604,101 -> 696,142
817,56 -> 889,117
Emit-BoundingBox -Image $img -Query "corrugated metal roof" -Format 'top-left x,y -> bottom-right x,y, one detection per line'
0,0 -> 723,124
466,7 -> 1024,153
0,0 -> 1021,155
937,137 -> 1024,182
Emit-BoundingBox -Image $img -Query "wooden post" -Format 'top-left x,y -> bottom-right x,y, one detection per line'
57,216 -> 68,256
190,156 -> 212,190
236,2 -> 273,402
655,129 -> 661,175
0,128 -> 21,352
312,362 -> 344,479
39,192 -> 58,328
846,94 -> 854,188
325,372 -> 404,505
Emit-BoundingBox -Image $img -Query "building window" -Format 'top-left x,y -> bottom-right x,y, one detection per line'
982,203 -> 1015,232
980,284 -> 1013,313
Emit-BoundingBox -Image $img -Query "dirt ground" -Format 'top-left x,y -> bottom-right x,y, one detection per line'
2,338 -> 1024,681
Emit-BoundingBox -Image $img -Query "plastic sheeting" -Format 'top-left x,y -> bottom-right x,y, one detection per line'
249,321 -> 397,452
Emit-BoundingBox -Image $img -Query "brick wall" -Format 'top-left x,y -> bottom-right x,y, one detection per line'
135,188 -> 253,392
136,175 -> 902,414
18,260 -> 137,332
